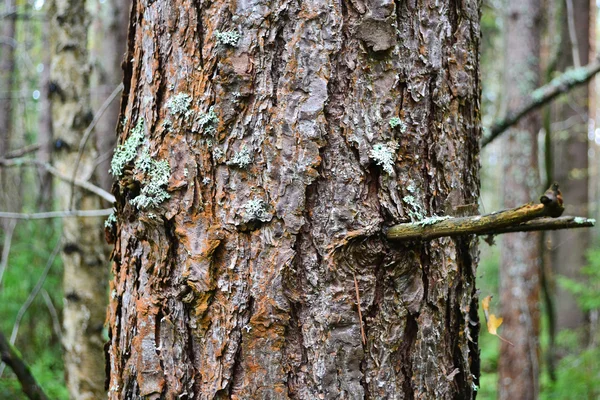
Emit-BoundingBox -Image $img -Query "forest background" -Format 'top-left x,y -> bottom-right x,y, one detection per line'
0,0 -> 599,398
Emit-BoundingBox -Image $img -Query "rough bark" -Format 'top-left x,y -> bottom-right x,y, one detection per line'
106,0 -> 482,398
549,0 -> 590,337
498,0 -> 542,398
49,0 -> 108,398
89,0 -> 131,192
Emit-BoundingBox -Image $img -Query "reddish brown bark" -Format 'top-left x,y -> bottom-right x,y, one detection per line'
498,0 -> 542,398
106,0 -> 483,398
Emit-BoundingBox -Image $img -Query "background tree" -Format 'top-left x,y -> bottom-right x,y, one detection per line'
498,0 -> 542,398
105,0 -> 483,398
49,0 -> 107,397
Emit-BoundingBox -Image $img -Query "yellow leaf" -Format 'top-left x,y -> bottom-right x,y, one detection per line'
487,314 -> 503,335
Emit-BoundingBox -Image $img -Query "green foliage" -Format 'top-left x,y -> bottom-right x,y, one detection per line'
556,248 -> 600,312
0,221 -> 68,399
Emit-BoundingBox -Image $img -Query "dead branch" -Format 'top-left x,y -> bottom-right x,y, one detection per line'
482,57 -> 600,147
0,209 -> 114,220
0,332 -> 49,400
386,183 -> 590,242
0,158 -> 115,203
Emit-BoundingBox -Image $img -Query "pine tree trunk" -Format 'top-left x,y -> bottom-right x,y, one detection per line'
498,0 -> 542,398
49,0 -> 108,398
106,1 -> 482,398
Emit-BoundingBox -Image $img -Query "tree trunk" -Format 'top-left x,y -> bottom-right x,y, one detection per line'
49,0 -> 108,398
106,0 -> 482,398
549,0 -> 590,338
89,0 -> 130,193
498,0 -> 542,398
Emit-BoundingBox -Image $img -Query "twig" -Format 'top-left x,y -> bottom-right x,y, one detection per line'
69,82 -> 123,208
387,184 -> 567,242
479,216 -> 594,235
0,218 -> 17,288
41,289 -> 62,341
4,143 -> 40,159
0,209 -> 114,220
0,158 -> 115,203
0,332 -> 49,400
353,273 -> 367,345
482,57 -> 600,147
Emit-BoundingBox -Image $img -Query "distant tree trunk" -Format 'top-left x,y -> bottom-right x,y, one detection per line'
498,0 -> 542,398
106,1 -> 483,398
49,0 -> 108,398
0,0 -> 17,225
89,0 -> 130,193
37,11 -> 54,211
0,0 -> 16,159
549,0 -> 590,341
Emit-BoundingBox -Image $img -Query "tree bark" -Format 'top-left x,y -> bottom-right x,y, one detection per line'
106,0 -> 482,398
498,0 -> 542,398
549,0 -> 590,338
49,0 -> 108,398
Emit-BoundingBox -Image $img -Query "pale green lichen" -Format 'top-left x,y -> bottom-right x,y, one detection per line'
417,215 -> 452,226
104,211 -> 117,228
244,198 -> 270,222
212,147 -> 225,162
167,93 -> 193,117
369,143 -> 398,175
403,195 -> 426,221
389,117 -> 407,132
215,30 -> 241,47
110,119 -> 145,176
227,146 -> 252,169
129,148 -> 171,210
198,106 -> 219,135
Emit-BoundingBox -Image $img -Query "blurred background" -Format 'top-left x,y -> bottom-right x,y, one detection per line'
0,0 -> 599,398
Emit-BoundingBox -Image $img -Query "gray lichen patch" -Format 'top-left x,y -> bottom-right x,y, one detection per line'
166,93 -> 193,117
110,118 -> 145,176
104,210 -> 117,228
243,199 -> 271,222
402,195 -> 426,221
227,146 -> 253,169
214,30 -> 241,47
369,142 -> 398,174
198,106 -> 219,135
129,148 -> 171,210
389,117 -> 407,132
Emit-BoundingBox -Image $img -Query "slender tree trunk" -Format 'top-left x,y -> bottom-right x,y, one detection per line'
0,0 -> 17,228
106,1 -> 482,398
49,0 -> 108,398
498,0 -> 542,398
549,0 -> 590,340
37,11 -> 54,211
89,0 -> 130,193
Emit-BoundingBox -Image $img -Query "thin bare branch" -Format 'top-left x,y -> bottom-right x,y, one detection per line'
4,143 -> 40,158
0,158 -> 116,203
0,209 -> 114,220
0,218 -> 17,288
482,57 -> 600,147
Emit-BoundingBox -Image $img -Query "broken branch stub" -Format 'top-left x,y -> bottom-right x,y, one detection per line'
386,183 -> 574,242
